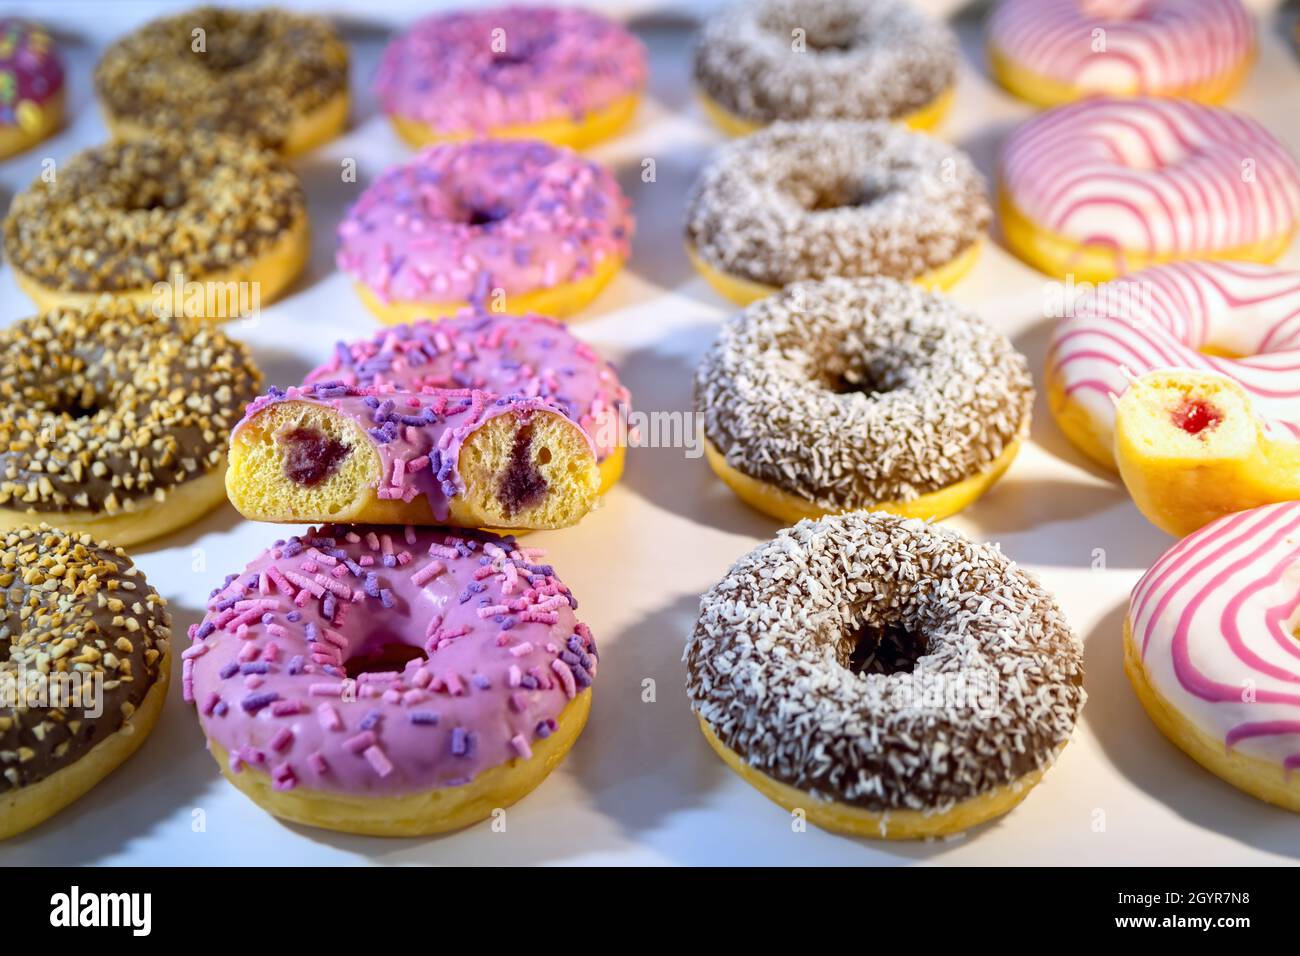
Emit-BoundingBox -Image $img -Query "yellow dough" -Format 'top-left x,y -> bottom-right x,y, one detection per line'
697,715 -> 1054,839
12,216 -> 311,319
987,43 -> 1254,110
704,434 -> 1022,524
0,649 -> 171,840
0,88 -> 64,160
1113,370 -> 1300,538
353,252 -> 625,326
1000,189 -> 1293,284
1123,618 -> 1300,813
696,85 -> 956,137
225,398 -> 600,530
1046,370 -> 1120,472
686,239 -> 983,307
104,90 -> 350,157
207,689 -> 591,836
390,92 -> 640,151
0,459 -> 230,549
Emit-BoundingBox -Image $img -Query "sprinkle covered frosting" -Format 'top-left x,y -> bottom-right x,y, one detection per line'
3,134 -> 305,293
375,6 -> 646,134
695,278 -> 1033,508
686,511 -> 1085,813
0,18 -> 63,129
94,6 -> 349,151
0,526 -> 170,793
305,311 -> 630,463
187,525 -> 595,794
686,120 -> 989,286
337,139 -> 632,307
693,0 -> 957,125
0,300 -> 262,516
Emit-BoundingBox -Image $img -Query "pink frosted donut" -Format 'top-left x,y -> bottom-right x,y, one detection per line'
304,310 -> 630,489
1126,500 -> 1300,811
185,525 -> 597,835
999,96 -> 1300,282
376,6 -> 646,149
987,0 -> 1255,107
1046,260 -> 1300,468
0,18 -> 64,158
336,139 -> 633,324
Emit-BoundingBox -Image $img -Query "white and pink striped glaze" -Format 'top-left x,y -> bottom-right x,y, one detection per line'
988,0 -> 1254,98
1001,97 -> 1300,260
1130,500 -> 1300,772
1047,260 -> 1300,454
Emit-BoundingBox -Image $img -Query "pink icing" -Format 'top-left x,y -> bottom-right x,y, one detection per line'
989,0 -> 1254,97
0,18 -> 64,128
236,382 -> 592,521
187,525 -> 596,794
336,139 -> 633,306
375,6 -> 646,133
305,311 -> 630,463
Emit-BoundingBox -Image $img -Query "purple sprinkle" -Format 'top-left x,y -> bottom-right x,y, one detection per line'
360,709 -> 382,731
536,720 -> 554,739
287,655 -> 305,675
241,691 -> 280,714
471,674 -> 491,690
240,662 -> 270,675
410,711 -> 440,726
380,588 -> 395,609
286,610 -> 302,623
214,700 -> 229,717
218,661 -> 240,680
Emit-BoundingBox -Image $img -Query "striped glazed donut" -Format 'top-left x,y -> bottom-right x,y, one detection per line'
999,97 -> 1300,282
1126,500 -> 1300,812
987,0 -> 1255,108
1046,260 -> 1300,469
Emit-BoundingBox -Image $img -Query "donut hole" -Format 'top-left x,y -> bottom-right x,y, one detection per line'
759,5 -> 858,52
822,349 -> 906,396
120,178 -> 187,213
841,619 -> 930,676
344,631 -> 426,681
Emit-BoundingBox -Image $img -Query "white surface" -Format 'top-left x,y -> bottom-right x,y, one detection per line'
2,0 -> 1300,866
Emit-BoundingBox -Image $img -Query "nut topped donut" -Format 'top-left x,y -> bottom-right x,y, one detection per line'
685,120 -> 990,305
693,0 -> 958,135
0,299 -> 263,546
1,526 -> 171,839
687,511 -> 1085,838
0,18 -> 65,159
186,524 -> 596,835
695,278 -> 1032,523
3,135 -> 309,315
305,312 -> 632,494
95,5 -> 349,155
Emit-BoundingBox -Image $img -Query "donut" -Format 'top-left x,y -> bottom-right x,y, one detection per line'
2,135 -> 309,316
987,0 -> 1256,108
0,300 -> 262,547
693,0 -> 958,136
1114,370 -> 1300,537
186,524 -> 596,835
687,511 -> 1085,838
695,278 -> 1032,523
685,121 -> 990,305
1046,260 -> 1300,470
95,6 -> 349,155
304,312 -> 631,496
376,6 -> 646,150
999,97 -> 1300,283
225,382 -> 599,531
0,18 -> 64,159
0,527 -> 171,839
337,140 -> 632,324
1126,500 -> 1300,813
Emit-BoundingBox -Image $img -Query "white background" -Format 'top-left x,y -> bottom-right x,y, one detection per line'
1,0 -> 1298,865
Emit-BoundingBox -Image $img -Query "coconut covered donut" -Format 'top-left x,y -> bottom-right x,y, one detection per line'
693,0 -> 958,136
2,135 -> 308,316
695,278 -> 1033,523
186,525 -> 596,835
686,511 -> 1085,838
0,300 -> 262,546
95,5 -> 349,155
685,120 -> 990,305
0,526 -> 171,839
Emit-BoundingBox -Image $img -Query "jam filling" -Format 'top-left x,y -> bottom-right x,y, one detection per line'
280,427 -> 350,486
497,420 -> 548,516
845,622 -> 930,676
1170,397 -> 1223,437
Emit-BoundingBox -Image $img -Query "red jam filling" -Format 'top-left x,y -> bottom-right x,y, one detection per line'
281,427 -> 350,486
1169,397 -> 1223,437
497,420 -> 548,516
